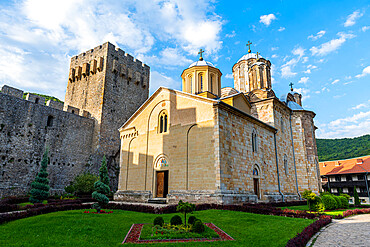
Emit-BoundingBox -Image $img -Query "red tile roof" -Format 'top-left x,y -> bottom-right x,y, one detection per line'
319,155 -> 370,176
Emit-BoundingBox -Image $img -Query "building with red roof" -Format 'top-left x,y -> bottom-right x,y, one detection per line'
319,155 -> 370,204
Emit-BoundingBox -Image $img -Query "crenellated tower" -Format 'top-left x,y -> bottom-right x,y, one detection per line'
64,42 -> 149,157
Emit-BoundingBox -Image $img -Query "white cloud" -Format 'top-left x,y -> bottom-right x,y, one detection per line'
225,73 -> 233,79
352,102 -> 369,110
292,46 -> 305,57
310,32 -> 355,56
295,88 -> 310,100
281,65 -> 297,78
307,30 -> 326,40
304,69 -> 311,74
271,54 -> 278,58
344,10 -> 363,27
317,111 -> 370,138
302,57 -> 309,63
150,71 -> 180,94
226,31 -> 236,38
271,47 -> 279,51
280,46 -> 305,78
362,26 -> 370,32
331,79 -> 340,85
298,77 -> 309,84
355,66 -> 370,78
259,14 -> 277,26
278,27 -> 285,32
0,0 -> 224,99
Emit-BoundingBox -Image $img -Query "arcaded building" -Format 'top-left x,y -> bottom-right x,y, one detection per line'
115,49 -> 321,204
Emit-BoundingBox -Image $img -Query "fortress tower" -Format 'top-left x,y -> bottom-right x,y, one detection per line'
64,42 -> 149,156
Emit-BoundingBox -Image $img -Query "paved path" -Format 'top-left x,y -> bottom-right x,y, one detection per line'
313,214 -> 370,247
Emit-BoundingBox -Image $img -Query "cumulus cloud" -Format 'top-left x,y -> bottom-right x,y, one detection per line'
355,66 -> 370,78
298,77 -> 309,84
310,32 -> 355,56
225,31 -> 236,38
362,26 -> 370,32
278,27 -> 285,32
259,14 -> 277,26
352,100 -> 370,110
316,111 -> 370,138
225,74 -> 233,79
307,30 -> 326,40
344,10 -> 363,27
280,46 -> 305,78
0,0 -> 224,99
331,79 -> 340,84
294,88 -> 310,100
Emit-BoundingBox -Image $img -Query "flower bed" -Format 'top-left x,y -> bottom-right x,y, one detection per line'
123,223 -> 234,244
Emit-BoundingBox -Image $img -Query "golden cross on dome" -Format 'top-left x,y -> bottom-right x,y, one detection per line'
256,52 -> 260,59
289,82 -> 294,91
246,41 -> 252,53
198,49 -> 205,61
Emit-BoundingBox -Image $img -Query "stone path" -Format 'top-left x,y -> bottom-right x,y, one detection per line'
313,214 -> 370,247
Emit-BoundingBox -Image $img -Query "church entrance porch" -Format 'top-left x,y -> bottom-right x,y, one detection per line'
156,171 -> 168,198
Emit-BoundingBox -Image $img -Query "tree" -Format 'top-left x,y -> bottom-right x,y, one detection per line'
354,186 -> 361,206
29,148 -> 50,203
176,200 -> 195,226
92,156 -> 110,213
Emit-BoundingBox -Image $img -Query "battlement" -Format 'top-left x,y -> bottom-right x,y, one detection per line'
0,85 -> 84,116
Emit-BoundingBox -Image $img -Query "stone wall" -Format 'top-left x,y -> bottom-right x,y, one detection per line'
0,91 -> 94,197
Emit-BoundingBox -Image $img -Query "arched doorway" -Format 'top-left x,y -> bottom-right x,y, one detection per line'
154,155 -> 169,198
253,165 -> 261,199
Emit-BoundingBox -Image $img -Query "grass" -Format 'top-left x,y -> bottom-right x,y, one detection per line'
140,223 -> 219,240
280,205 -> 362,216
0,209 -> 313,247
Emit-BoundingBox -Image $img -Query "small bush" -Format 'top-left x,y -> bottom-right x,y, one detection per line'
188,216 -> 197,225
191,219 -> 205,233
340,193 -> 351,201
170,215 -> 182,226
64,184 -> 75,194
153,216 -> 164,226
338,196 -> 349,209
333,196 -> 342,209
311,196 -> 325,212
74,173 -> 98,195
321,195 -> 337,210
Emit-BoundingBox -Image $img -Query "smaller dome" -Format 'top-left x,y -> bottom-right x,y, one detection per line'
188,60 -> 215,68
221,87 -> 239,98
287,101 -> 304,110
237,53 -> 259,63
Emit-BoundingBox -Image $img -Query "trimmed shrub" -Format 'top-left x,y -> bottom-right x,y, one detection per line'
188,216 -> 197,225
338,196 -> 349,209
170,215 -> 182,226
29,149 -> 50,203
92,156 -> 110,213
321,195 -> 337,210
192,219 -> 205,233
340,193 -> 351,201
153,216 -> 164,227
311,196 -> 325,212
354,186 -> 361,206
64,184 -> 75,194
333,196 -> 342,209
176,200 -> 195,226
74,173 -> 98,195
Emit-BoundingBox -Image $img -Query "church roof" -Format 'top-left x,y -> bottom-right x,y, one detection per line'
237,53 -> 259,63
188,60 -> 215,68
287,101 -> 304,110
220,87 -> 238,98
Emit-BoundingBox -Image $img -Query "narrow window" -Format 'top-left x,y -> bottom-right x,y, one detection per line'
71,110 -> 75,114
284,155 -> 288,176
252,130 -> 258,152
164,114 -> 168,132
210,74 -> 213,92
160,116 -> 164,133
281,117 -> 284,133
252,133 -> 255,152
35,98 -> 39,104
159,111 -> 168,133
47,116 -> 54,127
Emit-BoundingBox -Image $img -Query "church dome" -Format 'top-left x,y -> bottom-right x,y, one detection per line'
287,101 -> 304,110
237,53 -> 259,63
221,87 -> 239,98
188,60 -> 215,68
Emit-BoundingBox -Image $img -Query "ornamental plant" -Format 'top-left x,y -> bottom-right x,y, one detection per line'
153,216 -> 164,227
176,200 -> 195,226
354,186 -> 361,206
29,148 -> 50,203
92,156 -> 110,213
321,194 -> 337,210
338,196 -> 349,209
302,189 -> 324,212
170,215 -> 182,225
333,195 -> 342,208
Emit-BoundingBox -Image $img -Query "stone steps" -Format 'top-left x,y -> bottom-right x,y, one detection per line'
147,198 -> 167,204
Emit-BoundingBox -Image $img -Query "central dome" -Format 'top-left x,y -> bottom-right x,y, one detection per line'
237,53 -> 259,63
188,60 -> 215,68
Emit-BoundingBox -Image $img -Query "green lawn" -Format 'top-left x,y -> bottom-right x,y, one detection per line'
0,209 -> 313,247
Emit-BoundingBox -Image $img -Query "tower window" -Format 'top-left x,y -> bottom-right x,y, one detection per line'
35,98 -> 39,104
159,110 -> 168,133
281,117 -> 284,133
210,74 -> 214,92
252,130 -> 258,152
47,116 -> 54,127
198,73 -> 203,92
284,155 -> 288,176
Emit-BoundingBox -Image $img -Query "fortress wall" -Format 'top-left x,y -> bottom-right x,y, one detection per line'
0,92 -> 95,197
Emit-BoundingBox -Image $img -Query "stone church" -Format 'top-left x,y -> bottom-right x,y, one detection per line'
0,42 -> 320,204
114,47 -> 321,204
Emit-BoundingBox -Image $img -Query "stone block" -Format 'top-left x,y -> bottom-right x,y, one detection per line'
97,57 -> 104,72
68,68 -> 75,82
134,71 -> 141,85
112,59 -> 119,73
75,66 -> 82,80
1,85 -> 23,99
82,63 -> 89,77
120,64 -> 127,77
114,190 -> 152,203
90,59 -> 97,74
46,100 -> 64,110
65,105 -> 80,115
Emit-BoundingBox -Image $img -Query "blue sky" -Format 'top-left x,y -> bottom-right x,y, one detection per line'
0,0 -> 369,139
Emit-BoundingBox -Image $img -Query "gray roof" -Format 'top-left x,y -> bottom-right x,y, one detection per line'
287,101 -> 304,110
188,60 -> 215,68
237,53 -> 259,63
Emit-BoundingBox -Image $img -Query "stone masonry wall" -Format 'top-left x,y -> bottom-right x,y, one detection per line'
0,92 -> 94,197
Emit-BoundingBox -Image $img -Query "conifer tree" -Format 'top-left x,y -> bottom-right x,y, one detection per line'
353,186 -> 361,206
92,156 -> 110,213
29,148 -> 50,203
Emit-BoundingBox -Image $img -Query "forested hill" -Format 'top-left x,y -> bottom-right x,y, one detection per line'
317,134 -> 370,161
22,92 -> 63,103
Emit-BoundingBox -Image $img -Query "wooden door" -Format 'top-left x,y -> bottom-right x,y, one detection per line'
156,172 -> 165,198
254,178 -> 259,199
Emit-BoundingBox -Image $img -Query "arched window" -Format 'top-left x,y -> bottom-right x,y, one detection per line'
210,74 -> 214,92
198,73 -> 203,92
187,74 -> 193,93
284,155 -> 288,176
253,167 -> 259,176
252,130 -> 258,152
159,110 -> 168,133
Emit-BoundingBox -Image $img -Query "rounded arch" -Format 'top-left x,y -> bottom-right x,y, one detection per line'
153,153 -> 170,171
253,164 -> 261,177
198,72 -> 204,92
186,73 -> 193,93
158,109 -> 168,134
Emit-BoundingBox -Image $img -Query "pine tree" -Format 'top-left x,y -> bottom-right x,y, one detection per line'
29,148 -> 50,203
92,156 -> 110,213
353,186 -> 361,206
